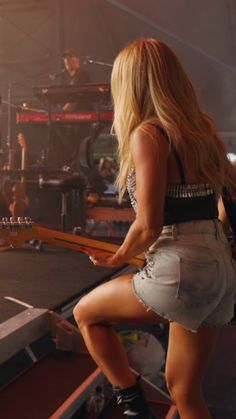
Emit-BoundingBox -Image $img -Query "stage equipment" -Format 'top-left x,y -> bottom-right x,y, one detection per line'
33,83 -> 111,106
16,110 -> 113,124
27,83 -> 112,165
39,174 -> 87,232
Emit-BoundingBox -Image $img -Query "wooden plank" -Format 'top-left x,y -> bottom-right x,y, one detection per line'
0,308 -> 48,364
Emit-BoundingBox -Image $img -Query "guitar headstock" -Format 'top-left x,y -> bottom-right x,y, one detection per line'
0,217 -> 33,229
0,217 -> 37,250
17,132 -> 27,150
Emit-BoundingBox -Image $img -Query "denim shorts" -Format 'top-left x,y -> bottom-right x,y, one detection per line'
132,219 -> 236,332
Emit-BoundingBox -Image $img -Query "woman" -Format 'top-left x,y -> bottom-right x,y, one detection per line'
73,39 -> 236,419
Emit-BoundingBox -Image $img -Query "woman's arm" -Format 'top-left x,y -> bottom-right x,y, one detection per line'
218,196 -> 230,235
218,161 -> 236,236
91,126 -> 169,266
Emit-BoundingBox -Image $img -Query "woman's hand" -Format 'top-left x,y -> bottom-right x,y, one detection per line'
88,250 -> 125,267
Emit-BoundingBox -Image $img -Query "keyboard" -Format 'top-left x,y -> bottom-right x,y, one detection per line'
16,111 -> 113,124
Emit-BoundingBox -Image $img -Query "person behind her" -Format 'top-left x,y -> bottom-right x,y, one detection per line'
73,39 -> 236,419
51,50 -> 91,170
62,49 -> 90,112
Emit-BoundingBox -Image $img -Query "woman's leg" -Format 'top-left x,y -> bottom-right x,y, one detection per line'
73,273 -> 166,388
166,323 -> 220,419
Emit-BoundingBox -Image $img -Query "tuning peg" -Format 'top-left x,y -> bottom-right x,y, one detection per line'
1,217 -> 10,228
24,217 -> 31,222
8,217 -> 19,229
0,218 -> 5,229
24,217 -> 32,228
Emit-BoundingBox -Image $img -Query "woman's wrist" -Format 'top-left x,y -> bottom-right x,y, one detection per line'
110,252 -> 127,266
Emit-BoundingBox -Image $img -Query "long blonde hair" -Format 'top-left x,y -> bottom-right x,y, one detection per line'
111,38 -> 235,199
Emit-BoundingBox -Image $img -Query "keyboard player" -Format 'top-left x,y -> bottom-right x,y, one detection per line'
50,49 -> 91,170
62,49 -> 91,111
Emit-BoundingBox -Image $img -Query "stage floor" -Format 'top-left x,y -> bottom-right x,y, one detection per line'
0,243 -> 119,324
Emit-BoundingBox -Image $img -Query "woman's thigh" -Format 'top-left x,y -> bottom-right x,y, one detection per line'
74,273 -> 167,326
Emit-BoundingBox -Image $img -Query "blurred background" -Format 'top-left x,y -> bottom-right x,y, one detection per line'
0,0 -> 236,148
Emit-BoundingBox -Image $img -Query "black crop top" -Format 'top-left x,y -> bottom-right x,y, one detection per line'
127,125 -> 218,225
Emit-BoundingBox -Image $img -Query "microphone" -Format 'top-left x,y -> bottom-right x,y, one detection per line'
83,55 -> 92,65
49,69 -> 66,80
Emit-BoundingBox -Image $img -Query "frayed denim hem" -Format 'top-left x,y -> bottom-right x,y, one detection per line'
130,277 -> 200,333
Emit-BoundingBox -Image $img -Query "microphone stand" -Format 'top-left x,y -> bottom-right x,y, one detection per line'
49,69 -> 66,81
85,57 -> 113,68
6,84 -> 15,169
84,57 -> 113,155
43,100 -> 53,167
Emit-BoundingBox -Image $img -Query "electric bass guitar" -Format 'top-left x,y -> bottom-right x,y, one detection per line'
9,133 -> 29,217
0,219 -> 145,268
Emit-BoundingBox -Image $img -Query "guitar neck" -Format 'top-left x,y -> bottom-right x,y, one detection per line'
36,225 -> 144,268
